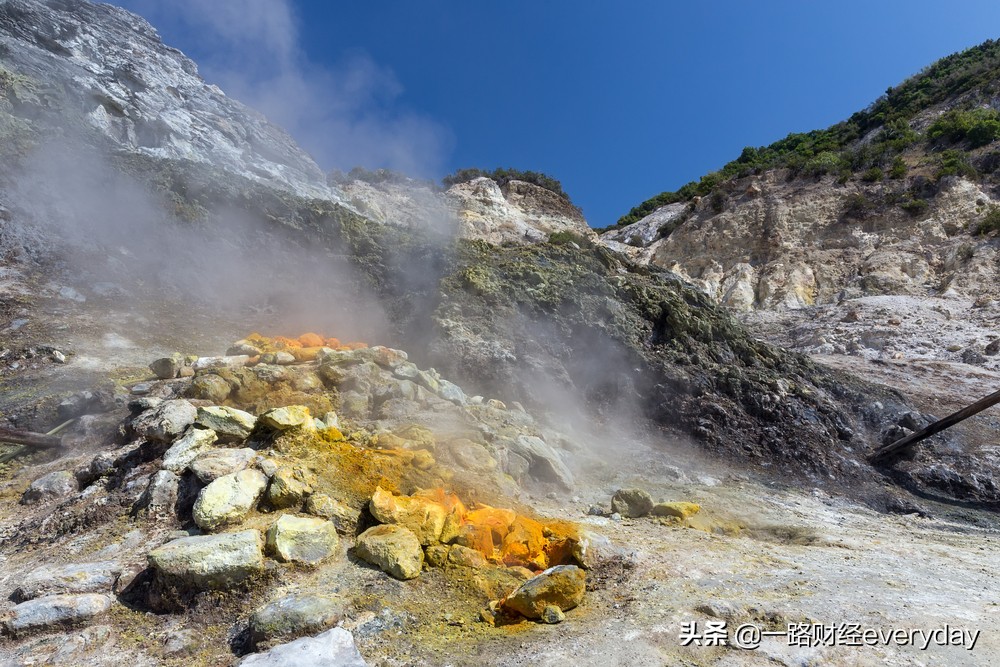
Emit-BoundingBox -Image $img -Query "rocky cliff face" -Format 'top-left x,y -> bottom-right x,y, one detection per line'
339,175 -> 595,244
602,174 -> 999,311
0,0 -> 337,201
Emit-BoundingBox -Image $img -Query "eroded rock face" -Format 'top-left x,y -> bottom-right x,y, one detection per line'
0,0 -> 338,201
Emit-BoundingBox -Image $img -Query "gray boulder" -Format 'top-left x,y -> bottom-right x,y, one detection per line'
506,435 -> 574,489
147,530 -> 264,589
249,594 -> 344,648
611,488 -> 654,518
265,515 -> 339,564
354,525 -> 423,580
139,470 -> 180,514
193,468 -> 268,531
14,562 -> 121,601
21,470 -> 77,505
239,627 -> 367,666
190,447 -> 257,484
195,406 -> 257,442
149,355 -> 183,380
3,594 -> 113,636
161,426 -> 218,473
132,399 -> 198,442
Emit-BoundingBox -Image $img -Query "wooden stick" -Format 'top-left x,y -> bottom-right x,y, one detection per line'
0,426 -> 64,450
870,387 -> 1000,463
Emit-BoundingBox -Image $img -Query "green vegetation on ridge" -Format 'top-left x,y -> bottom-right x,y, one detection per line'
613,39 -> 1000,229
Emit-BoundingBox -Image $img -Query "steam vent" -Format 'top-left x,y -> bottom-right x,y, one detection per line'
2,0 -> 1000,664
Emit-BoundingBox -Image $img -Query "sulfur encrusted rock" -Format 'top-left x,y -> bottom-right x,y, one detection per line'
501,565 -> 586,619
14,562 -> 121,602
147,530 -> 264,590
265,515 -> 339,564
259,405 -> 314,432
193,469 -> 268,531
651,501 -> 701,519
355,524 -> 423,580
267,466 -> 315,509
368,486 -> 446,545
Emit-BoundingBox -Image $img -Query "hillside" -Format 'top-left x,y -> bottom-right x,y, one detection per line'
0,3 -> 999,666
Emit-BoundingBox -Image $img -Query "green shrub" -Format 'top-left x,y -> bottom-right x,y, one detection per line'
843,193 -> 878,220
861,167 -> 884,182
889,157 -> 907,179
928,108 -> 1000,147
442,167 -> 572,202
935,150 -> 979,180
976,207 -> 1000,235
900,198 -> 928,216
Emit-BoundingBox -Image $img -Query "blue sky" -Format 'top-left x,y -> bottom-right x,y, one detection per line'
114,1 -> 1000,227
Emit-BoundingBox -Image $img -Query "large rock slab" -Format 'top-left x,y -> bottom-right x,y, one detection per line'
190,447 -> 257,484
161,426 -> 218,473
355,525 -> 423,580
249,594 -> 344,648
3,594 -> 113,636
132,399 -> 198,442
265,515 -> 339,564
193,469 -> 268,531
14,562 -> 121,602
368,486 -> 446,545
239,627 -> 367,666
148,530 -> 264,589
195,406 -> 257,442
501,565 -> 586,619
21,470 -> 77,505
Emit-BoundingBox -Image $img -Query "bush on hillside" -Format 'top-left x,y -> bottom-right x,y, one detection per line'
442,167 -> 572,202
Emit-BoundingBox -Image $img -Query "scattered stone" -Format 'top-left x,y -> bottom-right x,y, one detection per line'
425,545 -> 450,568
447,545 -> 487,569
303,494 -> 360,533
192,355 -> 251,371
985,339 -> 1000,356
238,627 -> 367,666
148,530 -> 265,590
51,349 -> 66,364
259,405 -> 314,432
587,505 -> 607,517
228,340 -> 263,356
266,515 -> 339,564
275,351 -> 296,365
249,594 -> 345,649
190,447 -> 257,484
960,347 -> 986,366
651,501 -> 701,519
3,594 -> 113,636
540,605 -> 565,624
611,488 -> 654,518
14,562 -> 121,602
501,565 -> 586,620
163,628 -> 201,655
161,426 -> 218,473
195,405 -> 257,442
150,355 -> 184,380
355,524 -> 424,580
130,382 -> 155,395
139,470 -> 180,514
132,399 -> 198,442
186,374 -> 232,403
21,470 -> 77,505
193,468 -> 268,531
437,379 -> 467,405
267,466 -> 315,509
